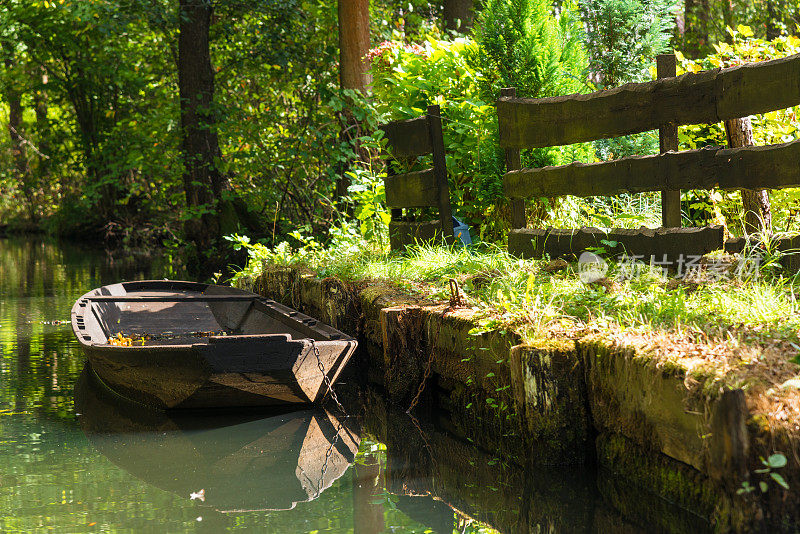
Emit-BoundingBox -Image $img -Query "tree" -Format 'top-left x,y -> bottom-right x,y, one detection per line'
338,0 -> 371,93
0,44 -> 34,220
470,0 -> 587,101
684,0 -> 710,58
443,0 -> 474,33
178,0 -> 226,253
724,118 -> 771,235
335,0 -> 372,204
582,0 -> 675,89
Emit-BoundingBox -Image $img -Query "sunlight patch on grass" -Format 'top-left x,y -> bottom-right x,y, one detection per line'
230,237 -> 800,348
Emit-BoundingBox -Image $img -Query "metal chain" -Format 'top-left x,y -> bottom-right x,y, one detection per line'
407,280 -> 466,413
314,416 -> 344,499
309,338 -> 351,497
406,311 -> 445,414
310,338 -> 346,413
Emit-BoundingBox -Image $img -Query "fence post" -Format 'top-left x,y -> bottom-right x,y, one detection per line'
657,53 -> 681,227
501,87 -> 526,229
427,104 -> 455,241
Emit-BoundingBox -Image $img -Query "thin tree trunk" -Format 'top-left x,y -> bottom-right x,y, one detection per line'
178,0 -> 225,252
338,0 -> 371,92
721,0 -> 734,41
724,117 -> 771,235
336,0 -> 372,205
766,1 -> 780,41
353,453 -> 384,534
684,0 -> 709,59
443,0 -> 474,32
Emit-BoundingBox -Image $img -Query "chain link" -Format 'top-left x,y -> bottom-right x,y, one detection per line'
314,415 -> 343,498
310,338 -> 346,413
308,338 -> 350,497
406,311 -> 445,414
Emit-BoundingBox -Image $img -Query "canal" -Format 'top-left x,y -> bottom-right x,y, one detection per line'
0,238 -> 652,533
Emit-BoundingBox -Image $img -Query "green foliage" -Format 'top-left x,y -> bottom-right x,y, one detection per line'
369,28 -> 592,240
583,0 -> 676,88
369,36 -> 508,239
0,0 -> 181,236
738,452 -> 790,494
469,0 -> 588,100
680,0 -> 800,58
346,150 -> 392,247
0,0 -> 396,248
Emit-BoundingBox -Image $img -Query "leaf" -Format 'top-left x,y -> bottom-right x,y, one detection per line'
768,453 -> 787,469
771,472 -> 790,490
759,481 -> 769,493
738,25 -> 754,38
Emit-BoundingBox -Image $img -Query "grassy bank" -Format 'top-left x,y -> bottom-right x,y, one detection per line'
230,237 -> 799,341
229,236 -> 800,434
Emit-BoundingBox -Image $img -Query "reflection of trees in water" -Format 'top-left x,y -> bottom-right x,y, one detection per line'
353,451 -> 385,534
0,238 -> 183,417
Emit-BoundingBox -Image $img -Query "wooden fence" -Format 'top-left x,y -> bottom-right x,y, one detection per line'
381,105 -> 454,251
499,52 -> 800,261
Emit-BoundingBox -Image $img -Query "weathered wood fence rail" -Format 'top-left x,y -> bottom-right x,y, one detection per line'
498,53 -> 800,149
500,52 -> 800,260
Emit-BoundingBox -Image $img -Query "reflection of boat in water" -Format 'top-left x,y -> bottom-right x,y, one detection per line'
74,367 -> 360,512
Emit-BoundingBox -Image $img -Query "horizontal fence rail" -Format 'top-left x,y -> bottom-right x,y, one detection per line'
504,138 -> 800,198
385,168 -> 439,208
498,53 -> 800,149
379,116 -> 432,157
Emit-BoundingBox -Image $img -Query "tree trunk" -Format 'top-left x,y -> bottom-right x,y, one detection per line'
178,0 -> 227,252
352,453 -> 384,534
724,117 -> 771,235
684,0 -> 709,59
335,0 -> 372,205
443,0 -> 474,33
766,1 -> 780,41
338,0 -> 371,92
721,0 -> 734,42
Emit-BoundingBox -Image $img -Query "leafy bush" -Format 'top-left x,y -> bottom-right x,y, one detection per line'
468,0 -> 588,100
369,14 -> 592,240
369,36 -> 508,240
583,0 -> 676,88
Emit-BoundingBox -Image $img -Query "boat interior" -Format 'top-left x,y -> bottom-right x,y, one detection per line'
73,281 -> 335,346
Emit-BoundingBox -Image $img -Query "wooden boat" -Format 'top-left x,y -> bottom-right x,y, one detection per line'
74,367 -> 360,512
70,280 -> 357,409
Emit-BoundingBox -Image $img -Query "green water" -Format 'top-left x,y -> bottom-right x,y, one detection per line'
0,238 -> 655,533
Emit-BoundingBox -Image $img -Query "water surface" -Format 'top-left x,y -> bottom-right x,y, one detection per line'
0,238 -> 654,533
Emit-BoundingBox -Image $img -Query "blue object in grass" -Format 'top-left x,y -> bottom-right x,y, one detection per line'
452,217 -> 472,247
